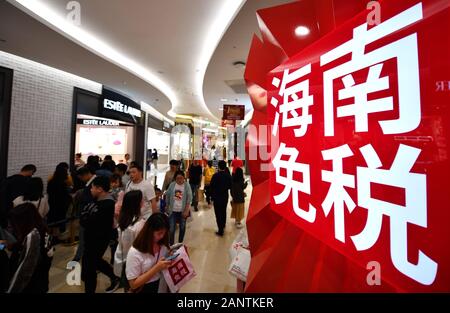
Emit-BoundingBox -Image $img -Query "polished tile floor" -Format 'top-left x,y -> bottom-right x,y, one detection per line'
48,177 -> 251,293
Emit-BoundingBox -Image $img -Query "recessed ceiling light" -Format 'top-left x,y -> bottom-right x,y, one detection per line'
232,61 -> 246,69
220,98 -> 228,102
295,25 -> 310,37
219,108 -> 224,111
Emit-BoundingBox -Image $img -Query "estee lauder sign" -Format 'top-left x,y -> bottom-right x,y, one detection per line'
77,118 -> 122,126
100,87 -> 144,125
103,99 -> 142,118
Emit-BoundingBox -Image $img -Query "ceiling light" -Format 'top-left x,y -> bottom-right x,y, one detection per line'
220,98 -> 228,102
140,101 -> 174,125
218,108 -> 224,111
167,110 -> 177,118
295,25 -> 310,37
232,61 -> 246,69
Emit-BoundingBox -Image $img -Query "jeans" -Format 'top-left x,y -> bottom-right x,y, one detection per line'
189,183 -> 199,209
169,212 -> 186,246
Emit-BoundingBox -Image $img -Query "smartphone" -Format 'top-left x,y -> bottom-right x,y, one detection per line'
165,253 -> 179,261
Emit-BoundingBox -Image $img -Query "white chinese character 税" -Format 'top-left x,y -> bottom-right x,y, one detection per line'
320,3 -> 423,136
351,143 -> 437,285
272,143 -> 316,223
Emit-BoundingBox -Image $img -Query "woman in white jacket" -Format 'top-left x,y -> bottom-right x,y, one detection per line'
114,190 -> 145,292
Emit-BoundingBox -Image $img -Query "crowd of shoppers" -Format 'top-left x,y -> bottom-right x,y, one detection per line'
0,151 -> 248,293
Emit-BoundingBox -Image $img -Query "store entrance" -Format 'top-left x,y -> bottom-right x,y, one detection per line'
75,115 -> 135,164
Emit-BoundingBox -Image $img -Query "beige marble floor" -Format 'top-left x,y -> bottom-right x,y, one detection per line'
48,179 -> 251,293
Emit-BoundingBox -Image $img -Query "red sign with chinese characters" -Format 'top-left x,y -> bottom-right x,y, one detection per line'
222,104 -> 245,120
245,0 -> 450,292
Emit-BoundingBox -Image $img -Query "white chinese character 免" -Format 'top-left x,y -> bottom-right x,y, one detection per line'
271,64 -> 313,137
320,3 -> 423,136
352,143 -> 437,285
272,143 -> 316,223
321,144 -> 356,243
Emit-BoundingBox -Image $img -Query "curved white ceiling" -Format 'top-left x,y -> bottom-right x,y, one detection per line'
203,0 -> 292,121
9,0 -> 246,123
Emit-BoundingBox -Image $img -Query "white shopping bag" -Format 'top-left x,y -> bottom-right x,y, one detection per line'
162,245 -> 196,293
228,246 -> 251,282
229,227 -> 249,261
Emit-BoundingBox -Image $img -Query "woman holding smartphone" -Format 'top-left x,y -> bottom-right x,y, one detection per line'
126,213 -> 172,293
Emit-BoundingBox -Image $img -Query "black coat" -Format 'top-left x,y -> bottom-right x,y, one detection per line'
231,180 -> 248,204
210,171 -> 232,204
0,175 -> 30,227
47,180 -> 71,224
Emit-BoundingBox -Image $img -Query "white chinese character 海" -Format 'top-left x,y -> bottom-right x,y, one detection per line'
351,143 -> 437,285
271,64 -> 314,137
320,3 -> 423,136
321,144 -> 356,243
272,143 -> 316,223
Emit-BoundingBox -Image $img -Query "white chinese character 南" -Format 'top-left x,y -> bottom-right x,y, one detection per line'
321,144 -> 356,243
272,143 -> 316,223
352,143 -> 437,285
270,64 -> 314,137
320,3 -> 423,136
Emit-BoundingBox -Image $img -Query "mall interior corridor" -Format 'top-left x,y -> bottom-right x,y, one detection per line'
0,0 -> 448,304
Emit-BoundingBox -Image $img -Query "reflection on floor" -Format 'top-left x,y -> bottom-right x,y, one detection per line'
48,177 -> 252,293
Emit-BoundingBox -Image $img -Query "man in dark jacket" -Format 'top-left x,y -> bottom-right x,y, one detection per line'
188,160 -> 203,211
72,167 -> 96,262
80,176 -> 118,293
0,164 -> 36,228
210,161 -> 232,236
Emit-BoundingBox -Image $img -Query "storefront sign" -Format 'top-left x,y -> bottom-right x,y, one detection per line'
103,99 -> 141,118
222,104 -> 245,120
245,0 -> 450,292
77,118 -> 121,126
101,87 -> 144,125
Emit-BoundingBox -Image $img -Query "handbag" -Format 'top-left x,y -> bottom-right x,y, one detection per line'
162,245 -> 196,293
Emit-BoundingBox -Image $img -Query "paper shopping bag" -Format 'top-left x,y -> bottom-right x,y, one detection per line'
162,245 -> 196,293
228,246 -> 251,282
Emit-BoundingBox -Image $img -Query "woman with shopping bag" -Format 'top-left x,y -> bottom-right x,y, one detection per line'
126,213 -> 173,293
114,190 -> 145,292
